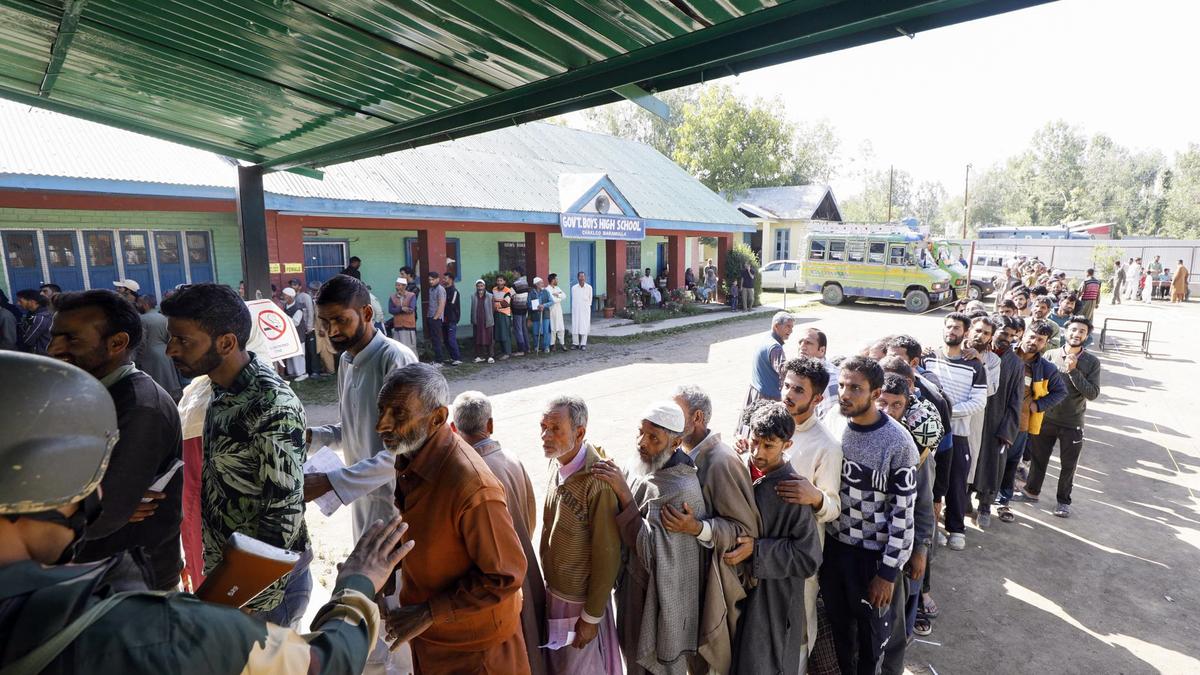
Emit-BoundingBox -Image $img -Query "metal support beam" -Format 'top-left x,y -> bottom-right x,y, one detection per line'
39,0 -> 88,97
611,84 -> 670,120
236,165 -> 271,300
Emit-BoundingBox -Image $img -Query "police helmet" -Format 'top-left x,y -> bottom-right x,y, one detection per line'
0,352 -> 118,515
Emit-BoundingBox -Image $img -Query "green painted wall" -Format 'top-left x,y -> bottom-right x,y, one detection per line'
0,207 -> 239,296
306,229 -> 606,326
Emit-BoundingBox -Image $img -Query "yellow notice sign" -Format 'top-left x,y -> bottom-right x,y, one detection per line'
284,263 -> 304,273
268,263 -> 281,274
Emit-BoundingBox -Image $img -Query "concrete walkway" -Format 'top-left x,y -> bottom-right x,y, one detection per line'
589,293 -> 820,338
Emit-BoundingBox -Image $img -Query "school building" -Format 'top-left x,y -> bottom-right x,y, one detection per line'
0,102 -> 753,320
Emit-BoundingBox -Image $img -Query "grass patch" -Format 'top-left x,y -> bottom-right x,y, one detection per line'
290,375 -> 339,405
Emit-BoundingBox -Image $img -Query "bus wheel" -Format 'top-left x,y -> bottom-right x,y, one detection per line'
904,289 -> 931,313
822,284 -> 844,306
968,283 -> 983,301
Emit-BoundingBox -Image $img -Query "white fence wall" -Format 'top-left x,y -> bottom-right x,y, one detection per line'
951,238 -> 1199,292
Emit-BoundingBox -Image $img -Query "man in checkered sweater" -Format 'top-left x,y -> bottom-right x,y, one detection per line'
819,356 -> 918,675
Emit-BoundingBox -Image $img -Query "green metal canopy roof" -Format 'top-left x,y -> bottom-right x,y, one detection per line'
0,0 -> 1050,173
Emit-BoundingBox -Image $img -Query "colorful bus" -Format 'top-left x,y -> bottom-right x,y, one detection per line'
803,223 -> 955,313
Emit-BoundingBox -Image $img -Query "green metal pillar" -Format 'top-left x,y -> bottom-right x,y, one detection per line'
236,165 -> 271,300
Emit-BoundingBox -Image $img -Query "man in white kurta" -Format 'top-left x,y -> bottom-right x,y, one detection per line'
571,272 -> 594,349
548,275 -> 567,350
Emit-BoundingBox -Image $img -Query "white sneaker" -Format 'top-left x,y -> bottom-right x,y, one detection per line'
293,374 -> 309,382
487,357 -> 495,364
947,533 -> 966,551
474,357 -> 484,363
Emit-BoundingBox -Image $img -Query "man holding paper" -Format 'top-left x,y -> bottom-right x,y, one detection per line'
304,274 -> 417,533
47,289 -> 183,591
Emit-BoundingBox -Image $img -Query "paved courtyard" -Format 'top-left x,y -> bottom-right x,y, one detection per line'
301,296 -> 1199,674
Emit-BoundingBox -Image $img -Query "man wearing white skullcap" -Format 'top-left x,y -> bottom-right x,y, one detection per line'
591,400 -> 706,675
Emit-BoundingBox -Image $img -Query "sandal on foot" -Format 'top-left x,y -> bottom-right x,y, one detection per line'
921,593 -> 940,618
997,506 -> 1015,523
914,617 -> 933,636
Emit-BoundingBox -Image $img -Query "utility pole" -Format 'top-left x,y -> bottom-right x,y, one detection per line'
962,163 -> 972,239
887,165 -> 894,222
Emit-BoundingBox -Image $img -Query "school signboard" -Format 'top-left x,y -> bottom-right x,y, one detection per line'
245,299 -> 303,362
559,212 -> 645,241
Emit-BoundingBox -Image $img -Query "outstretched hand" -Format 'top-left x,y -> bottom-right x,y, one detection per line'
337,516 -> 414,594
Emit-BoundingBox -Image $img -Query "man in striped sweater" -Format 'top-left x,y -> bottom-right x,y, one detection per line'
922,313 -> 987,552
819,356 -> 918,675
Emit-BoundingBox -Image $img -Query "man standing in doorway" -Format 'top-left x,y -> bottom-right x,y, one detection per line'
571,272 -> 593,350
425,271 -> 447,365
441,272 -> 463,366
340,255 -> 362,279
162,283 -> 311,627
289,279 -> 319,377
922,313 -> 987,552
746,311 -> 794,404
1022,316 -> 1101,518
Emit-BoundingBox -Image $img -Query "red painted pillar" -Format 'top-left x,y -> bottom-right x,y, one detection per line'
525,231 -> 550,281
717,235 -> 732,301
417,226 -> 447,331
273,213 -> 306,288
606,239 -> 628,310
667,234 -> 686,291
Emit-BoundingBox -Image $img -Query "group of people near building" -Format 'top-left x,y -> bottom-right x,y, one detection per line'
1,264 -> 1104,675
1111,255 -> 1190,304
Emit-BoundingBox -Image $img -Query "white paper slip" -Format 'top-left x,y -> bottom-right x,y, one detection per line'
540,618 -> 576,651
142,459 -> 186,500
303,446 -> 346,517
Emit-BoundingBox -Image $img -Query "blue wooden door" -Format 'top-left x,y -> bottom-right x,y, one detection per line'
568,241 -> 595,288
43,231 -> 84,291
656,242 -> 666,277
2,231 -> 42,293
303,242 -> 346,286
185,231 -> 214,283
154,231 -> 186,292
119,231 -> 154,294
84,231 -> 119,291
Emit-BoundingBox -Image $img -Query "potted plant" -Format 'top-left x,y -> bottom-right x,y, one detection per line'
603,296 -> 616,319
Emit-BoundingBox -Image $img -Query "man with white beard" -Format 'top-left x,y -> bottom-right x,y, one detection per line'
539,396 -> 623,675
375,364 -> 531,674
592,401 -> 706,675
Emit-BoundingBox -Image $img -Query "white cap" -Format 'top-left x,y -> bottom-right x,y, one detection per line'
282,287 -> 296,298
641,400 -> 685,433
113,279 -> 140,293
532,277 -> 543,285
395,277 -> 408,285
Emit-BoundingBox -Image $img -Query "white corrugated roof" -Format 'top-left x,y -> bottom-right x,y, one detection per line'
0,101 -> 751,227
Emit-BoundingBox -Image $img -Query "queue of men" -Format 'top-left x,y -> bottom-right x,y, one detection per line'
2,272 -> 1103,675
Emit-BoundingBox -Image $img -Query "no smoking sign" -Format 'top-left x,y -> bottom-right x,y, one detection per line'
246,300 -> 302,362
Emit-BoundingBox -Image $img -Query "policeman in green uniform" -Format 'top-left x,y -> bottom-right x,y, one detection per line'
0,352 -> 414,675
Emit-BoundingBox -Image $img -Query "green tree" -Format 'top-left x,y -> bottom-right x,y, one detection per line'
1164,143 -> 1200,238
840,167 -> 914,222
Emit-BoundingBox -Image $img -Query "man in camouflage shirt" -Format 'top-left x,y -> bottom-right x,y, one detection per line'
163,283 -> 311,625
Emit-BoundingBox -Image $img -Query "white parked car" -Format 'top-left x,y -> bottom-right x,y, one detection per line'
970,249 -> 1024,294
760,259 -> 804,291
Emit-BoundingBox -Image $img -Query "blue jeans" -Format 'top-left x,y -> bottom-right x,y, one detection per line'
441,321 -> 461,361
250,561 -> 312,629
512,313 -> 529,352
998,431 -> 1029,504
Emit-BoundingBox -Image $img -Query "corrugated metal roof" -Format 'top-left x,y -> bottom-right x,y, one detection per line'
0,0 -> 1051,170
726,184 -> 839,220
0,100 -> 752,227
